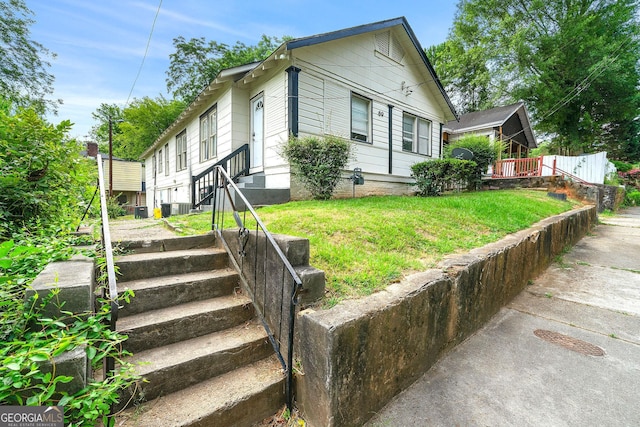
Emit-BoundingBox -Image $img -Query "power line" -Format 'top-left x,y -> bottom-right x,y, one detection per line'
125,0 -> 163,107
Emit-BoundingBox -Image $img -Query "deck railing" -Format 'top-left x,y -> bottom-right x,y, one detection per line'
211,165 -> 303,411
492,156 -> 544,178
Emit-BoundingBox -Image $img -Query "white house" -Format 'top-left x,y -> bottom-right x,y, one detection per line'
141,17 -> 458,212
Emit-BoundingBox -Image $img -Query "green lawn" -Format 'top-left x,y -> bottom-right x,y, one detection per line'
169,190 -> 579,304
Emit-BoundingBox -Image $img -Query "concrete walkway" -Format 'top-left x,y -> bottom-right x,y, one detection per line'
366,207 -> 640,426
109,217 -> 178,242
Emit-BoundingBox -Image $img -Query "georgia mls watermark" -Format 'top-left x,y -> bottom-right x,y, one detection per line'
0,406 -> 64,427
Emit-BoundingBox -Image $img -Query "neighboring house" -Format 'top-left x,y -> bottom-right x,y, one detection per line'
141,17 -> 458,212
444,102 -> 537,158
83,142 -> 146,213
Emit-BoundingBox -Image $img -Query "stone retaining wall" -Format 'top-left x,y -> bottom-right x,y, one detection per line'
294,205 -> 596,427
482,176 -> 625,212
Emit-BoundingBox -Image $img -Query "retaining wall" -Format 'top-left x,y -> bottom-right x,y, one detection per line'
294,205 -> 597,427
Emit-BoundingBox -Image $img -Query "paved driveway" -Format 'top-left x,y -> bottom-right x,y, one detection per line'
367,207 -> 640,426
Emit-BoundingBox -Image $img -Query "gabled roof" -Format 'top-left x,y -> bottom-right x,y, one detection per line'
285,17 -> 457,120
444,102 -> 537,148
142,17 -> 458,159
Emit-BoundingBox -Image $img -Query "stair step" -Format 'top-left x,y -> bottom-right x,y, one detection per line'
115,247 -> 228,282
117,355 -> 285,427
118,295 -> 254,353
117,269 -> 239,317
124,320 -> 272,402
115,234 -> 216,254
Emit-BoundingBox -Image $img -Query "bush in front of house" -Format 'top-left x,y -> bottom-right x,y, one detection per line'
411,158 -> 477,196
282,134 -> 352,200
444,135 -> 503,188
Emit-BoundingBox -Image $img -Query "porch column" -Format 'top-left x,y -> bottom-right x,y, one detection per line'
286,66 -> 301,137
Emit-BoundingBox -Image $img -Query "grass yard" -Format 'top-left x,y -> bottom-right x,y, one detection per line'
168,190 -> 580,304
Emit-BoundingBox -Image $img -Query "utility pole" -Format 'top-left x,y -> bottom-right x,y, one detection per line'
109,118 -> 113,197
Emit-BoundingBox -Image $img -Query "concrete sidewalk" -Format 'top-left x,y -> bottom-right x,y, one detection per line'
366,207 -> 640,426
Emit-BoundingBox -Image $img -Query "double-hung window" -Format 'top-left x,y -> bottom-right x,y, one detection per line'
158,149 -> 163,173
351,94 -> 371,143
402,113 -> 432,155
164,143 -> 169,176
176,130 -> 187,171
200,106 -> 217,162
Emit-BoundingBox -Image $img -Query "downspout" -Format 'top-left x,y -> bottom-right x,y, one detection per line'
439,123 -> 443,158
388,105 -> 394,174
286,66 -> 301,137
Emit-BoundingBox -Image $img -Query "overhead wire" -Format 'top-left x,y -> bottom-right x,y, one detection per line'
125,0 -> 163,107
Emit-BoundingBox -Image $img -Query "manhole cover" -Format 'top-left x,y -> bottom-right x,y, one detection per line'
534,329 -> 605,357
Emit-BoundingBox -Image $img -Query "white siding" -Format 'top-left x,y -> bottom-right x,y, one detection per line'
299,73 -> 324,135
292,28 -> 451,178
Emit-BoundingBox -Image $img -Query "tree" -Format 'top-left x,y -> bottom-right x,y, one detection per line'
166,35 -> 289,104
434,0 -> 640,156
0,100 -> 92,238
0,0 -> 57,113
90,96 -> 185,160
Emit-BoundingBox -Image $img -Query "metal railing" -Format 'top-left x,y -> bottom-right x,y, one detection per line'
96,155 -> 119,383
211,165 -> 302,411
192,144 -> 250,209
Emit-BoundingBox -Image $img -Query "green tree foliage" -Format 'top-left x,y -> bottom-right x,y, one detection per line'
0,0 -> 57,113
0,100 -> 93,239
166,35 -> 289,104
282,135 -> 352,200
431,0 -> 640,158
90,96 -> 185,160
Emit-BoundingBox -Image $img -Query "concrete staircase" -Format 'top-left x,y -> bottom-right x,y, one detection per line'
113,234 -> 285,426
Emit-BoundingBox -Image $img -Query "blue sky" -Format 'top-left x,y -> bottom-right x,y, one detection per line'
29,0 -> 458,140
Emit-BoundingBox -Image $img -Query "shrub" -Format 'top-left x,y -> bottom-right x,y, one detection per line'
411,158 -> 477,196
281,134 -> 352,200
625,188 -> 640,206
444,135 -> 503,188
0,233 -> 137,426
0,101 -> 94,238
612,160 -> 634,173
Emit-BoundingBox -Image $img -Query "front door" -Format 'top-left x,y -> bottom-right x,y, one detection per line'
251,94 -> 264,170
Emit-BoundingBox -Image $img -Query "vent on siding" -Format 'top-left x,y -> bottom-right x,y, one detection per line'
375,32 -> 390,56
375,31 -> 405,63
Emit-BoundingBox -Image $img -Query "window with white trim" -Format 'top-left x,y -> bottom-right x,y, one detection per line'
200,105 -> 217,162
164,143 -> 169,176
402,113 -> 431,155
158,149 -> 163,173
351,94 -> 371,143
176,130 -> 187,171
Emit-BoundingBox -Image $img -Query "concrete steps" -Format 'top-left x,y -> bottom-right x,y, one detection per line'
113,234 -> 284,426
117,356 -> 285,427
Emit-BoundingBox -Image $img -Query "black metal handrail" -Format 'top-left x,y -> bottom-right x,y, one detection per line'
211,165 -> 302,412
192,144 -> 250,209
96,155 -> 119,382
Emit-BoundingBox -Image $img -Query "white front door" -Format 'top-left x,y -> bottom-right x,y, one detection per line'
251,94 -> 264,170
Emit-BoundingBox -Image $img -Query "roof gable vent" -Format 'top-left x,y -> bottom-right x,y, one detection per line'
375,31 -> 405,63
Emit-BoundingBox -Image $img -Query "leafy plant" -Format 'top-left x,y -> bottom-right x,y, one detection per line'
281,134 -> 352,200
0,232 -> 138,426
612,160 -> 634,173
444,135 -> 503,188
106,194 -> 126,219
625,188 -> 640,206
411,158 -> 477,196
0,100 -> 94,239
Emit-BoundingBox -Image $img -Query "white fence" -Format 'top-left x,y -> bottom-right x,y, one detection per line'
541,152 -> 615,184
